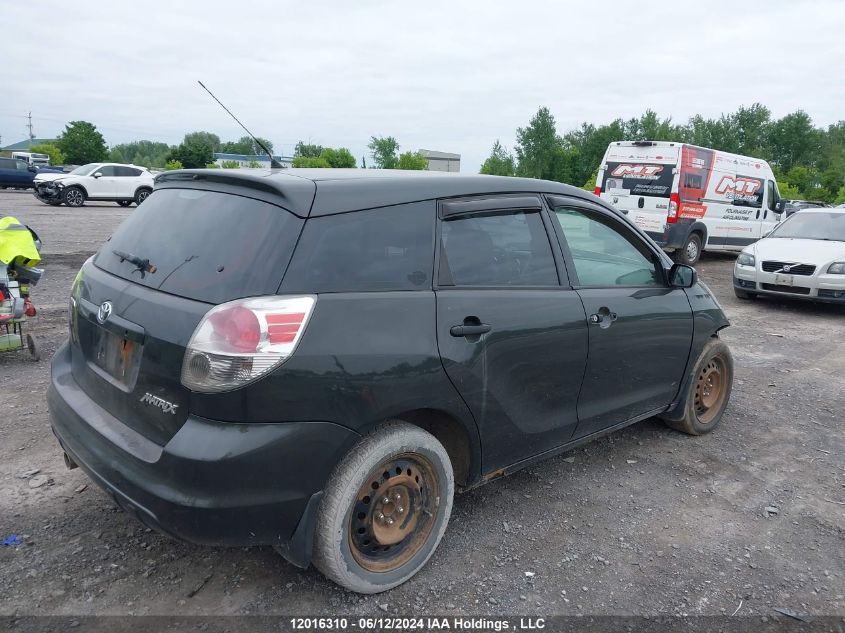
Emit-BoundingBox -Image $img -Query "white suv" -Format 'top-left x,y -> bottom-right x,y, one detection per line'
33,163 -> 154,207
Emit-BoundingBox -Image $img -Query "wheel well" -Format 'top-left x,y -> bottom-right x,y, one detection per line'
689,224 -> 707,244
392,409 -> 474,488
65,183 -> 88,197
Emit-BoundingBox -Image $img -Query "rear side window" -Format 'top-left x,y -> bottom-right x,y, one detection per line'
281,201 -> 435,293
115,166 -> 142,177
94,188 -> 304,304
0,159 -> 13,169
440,211 -> 558,286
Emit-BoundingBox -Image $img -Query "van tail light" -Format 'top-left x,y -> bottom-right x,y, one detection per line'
181,295 -> 316,393
593,186 -> 602,196
667,193 -> 680,224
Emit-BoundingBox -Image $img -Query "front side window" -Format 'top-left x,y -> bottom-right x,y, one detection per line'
15,160 -> 28,170
94,166 -> 116,177
766,180 -> 777,211
281,201 -> 435,293
553,207 -> 662,287
440,211 -> 557,286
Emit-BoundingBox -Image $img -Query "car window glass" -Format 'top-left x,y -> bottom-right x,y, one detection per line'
16,160 -> 28,171
281,201 -> 435,293
440,211 -> 557,286
553,207 -> 661,287
115,166 -> 142,177
766,181 -> 776,211
0,159 -> 12,169
95,166 -> 116,177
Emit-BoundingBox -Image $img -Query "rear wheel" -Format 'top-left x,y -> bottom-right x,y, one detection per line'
661,338 -> 733,435
312,421 -> 454,594
135,188 -> 152,205
675,232 -> 703,265
63,186 -> 86,207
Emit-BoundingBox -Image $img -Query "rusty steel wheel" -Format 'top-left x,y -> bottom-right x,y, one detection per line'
661,338 -> 734,436
694,357 -> 728,424
348,454 -> 439,573
311,421 -> 454,593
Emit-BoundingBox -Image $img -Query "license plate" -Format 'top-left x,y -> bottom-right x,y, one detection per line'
93,327 -> 140,384
774,273 -> 794,286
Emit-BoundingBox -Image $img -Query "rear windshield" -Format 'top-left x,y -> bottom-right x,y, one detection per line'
94,188 -> 304,304
601,161 -> 674,198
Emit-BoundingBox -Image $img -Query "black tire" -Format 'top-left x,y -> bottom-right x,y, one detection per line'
135,188 -> 152,205
62,186 -> 86,207
661,338 -> 733,435
311,421 -> 454,594
117,200 -> 133,207
26,334 -> 40,362
675,232 -> 703,265
734,288 -> 756,300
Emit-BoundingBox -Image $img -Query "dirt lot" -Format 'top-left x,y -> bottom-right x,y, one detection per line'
0,189 -> 843,618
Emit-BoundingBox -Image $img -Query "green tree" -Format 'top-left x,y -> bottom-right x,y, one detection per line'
57,121 -> 108,164
320,147 -> 356,168
480,140 -> 516,176
108,140 -> 171,168
220,160 -> 240,169
397,151 -> 428,170
220,135 -> 274,155
768,111 -> 821,172
164,159 -> 183,170
368,136 -> 400,169
833,185 -> 845,205
515,107 -> 561,180
294,141 -> 324,158
168,133 -> 215,169
292,156 -> 332,168
183,131 -> 221,153
29,143 -> 65,166
247,160 -> 262,168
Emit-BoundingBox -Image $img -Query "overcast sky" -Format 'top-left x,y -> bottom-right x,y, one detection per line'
2,0 -> 844,171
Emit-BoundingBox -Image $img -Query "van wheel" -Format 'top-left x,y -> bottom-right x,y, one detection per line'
661,338 -> 733,435
312,421 -> 454,594
734,288 -> 756,300
675,232 -> 702,265
62,186 -> 86,207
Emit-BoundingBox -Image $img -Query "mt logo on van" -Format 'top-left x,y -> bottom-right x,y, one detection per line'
715,176 -> 761,197
610,164 -> 664,179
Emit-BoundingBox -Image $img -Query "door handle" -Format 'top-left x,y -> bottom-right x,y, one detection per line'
450,323 -> 492,337
589,309 -> 618,326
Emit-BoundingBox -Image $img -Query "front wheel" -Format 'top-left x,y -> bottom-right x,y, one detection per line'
62,186 -> 86,207
117,200 -> 133,207
661,338 -> 733,435
675,232 -> 703,265
312,421 -> 454,594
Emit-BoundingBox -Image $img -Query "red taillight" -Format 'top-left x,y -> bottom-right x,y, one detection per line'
267,312 -> 306,344
667,193 -> 680,224
593,186 -> 602,196
181,296 -> 316,393
209,306 -> 260,352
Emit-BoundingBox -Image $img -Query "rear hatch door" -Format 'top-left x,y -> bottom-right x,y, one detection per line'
70,187 -> 305,445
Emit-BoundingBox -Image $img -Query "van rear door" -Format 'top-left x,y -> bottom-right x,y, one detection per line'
598,144 -> 679,240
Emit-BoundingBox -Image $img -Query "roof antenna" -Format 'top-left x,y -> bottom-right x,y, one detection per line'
197,80 -> 282,169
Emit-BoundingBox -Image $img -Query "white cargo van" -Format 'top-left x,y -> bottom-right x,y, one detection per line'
11,152 -> 50,167
594,141 -> 783,264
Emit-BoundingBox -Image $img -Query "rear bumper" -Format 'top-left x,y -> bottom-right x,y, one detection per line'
47,342 -> 359,558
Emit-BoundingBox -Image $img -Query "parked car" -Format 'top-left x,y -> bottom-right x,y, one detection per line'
733,207 -> 845,303
48,169 -> 734,593
0,157 -> 38,189
594,141 -> 781,265
33,162 -> 154,207
782,199 -> 828,218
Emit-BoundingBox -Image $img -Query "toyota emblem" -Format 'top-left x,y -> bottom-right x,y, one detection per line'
97,301 -> 113,324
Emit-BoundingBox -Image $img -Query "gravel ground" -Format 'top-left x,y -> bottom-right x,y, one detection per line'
0,189 -> 843,617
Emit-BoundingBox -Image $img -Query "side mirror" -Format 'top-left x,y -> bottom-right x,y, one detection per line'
28,165 -> 37,172
774,199 -> 785,214
93,172 -> 102,178
669,263 -> 697,288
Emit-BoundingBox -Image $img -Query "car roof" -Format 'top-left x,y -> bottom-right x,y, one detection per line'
155,168 -> 600,217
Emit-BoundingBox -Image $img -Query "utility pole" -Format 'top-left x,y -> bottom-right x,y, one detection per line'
26,112 -> 35,145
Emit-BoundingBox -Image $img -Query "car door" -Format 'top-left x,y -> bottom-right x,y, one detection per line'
434,195 -> 589,472
114,166 -> 142,198
87,165 -> 116,197
546,196 -> 694,439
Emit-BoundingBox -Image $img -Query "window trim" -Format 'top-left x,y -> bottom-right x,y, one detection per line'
434,196 -> 564,290
544,196 -> 669,290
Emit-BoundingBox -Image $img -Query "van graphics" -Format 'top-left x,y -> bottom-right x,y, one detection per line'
715,175 -> 763,204
679,202 -> 708,219
602,162 -> 673,198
